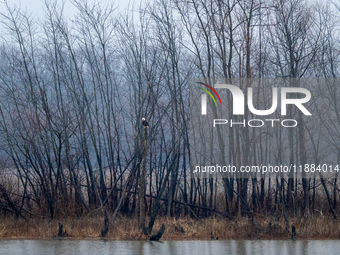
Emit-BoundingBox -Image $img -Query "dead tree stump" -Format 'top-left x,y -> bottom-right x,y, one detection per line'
58,223 -> 66,237
100,210 -> 109,238
149,224 -> 165,241
291,225 -> 296,239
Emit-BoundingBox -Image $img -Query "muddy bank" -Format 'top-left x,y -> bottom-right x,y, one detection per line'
0,216 -> 339,240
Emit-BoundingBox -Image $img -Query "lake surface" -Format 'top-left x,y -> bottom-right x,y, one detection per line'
1,239 -> 340,255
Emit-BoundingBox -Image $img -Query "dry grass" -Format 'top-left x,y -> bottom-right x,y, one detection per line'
0,215 -> 340,240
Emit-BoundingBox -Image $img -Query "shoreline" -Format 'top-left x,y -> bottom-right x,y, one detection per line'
1,216 -> 339,241
1,236 -> 340,241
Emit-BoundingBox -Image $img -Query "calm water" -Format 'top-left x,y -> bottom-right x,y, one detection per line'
0,240 -> 340,255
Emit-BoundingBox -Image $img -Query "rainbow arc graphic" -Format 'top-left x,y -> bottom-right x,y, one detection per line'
197,82 -> 222,115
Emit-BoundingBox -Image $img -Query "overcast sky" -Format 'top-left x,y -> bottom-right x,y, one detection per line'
0,0 -> 142,37
1,0 -> 139,21
8,0 -> 83,18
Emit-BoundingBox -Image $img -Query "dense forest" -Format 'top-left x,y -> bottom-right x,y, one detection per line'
0,0 -> 340,236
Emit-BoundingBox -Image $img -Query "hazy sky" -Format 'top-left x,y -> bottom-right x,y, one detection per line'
8,0 -> 81,17
1,0 -> 138,20
0,0 -> 142,36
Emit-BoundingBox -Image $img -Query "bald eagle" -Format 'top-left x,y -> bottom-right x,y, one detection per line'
142,118 -> 149,127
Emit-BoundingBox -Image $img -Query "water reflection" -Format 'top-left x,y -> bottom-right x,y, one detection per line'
0,239 -> 339,255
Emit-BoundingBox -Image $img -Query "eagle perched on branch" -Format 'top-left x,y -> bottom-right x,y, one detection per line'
142,118 -> 149,127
